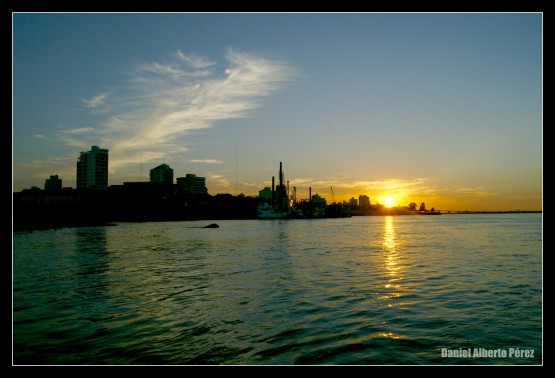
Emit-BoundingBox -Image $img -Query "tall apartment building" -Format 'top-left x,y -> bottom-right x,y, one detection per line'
176,174 -> 208,196
76,146 -> 109,190
359,195 -> 370,208
150,164 -> 174,184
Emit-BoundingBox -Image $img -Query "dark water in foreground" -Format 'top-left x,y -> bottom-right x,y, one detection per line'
13,214 -> 542,365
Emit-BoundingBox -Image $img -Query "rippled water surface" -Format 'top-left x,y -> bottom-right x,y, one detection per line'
13,214 -> 542,365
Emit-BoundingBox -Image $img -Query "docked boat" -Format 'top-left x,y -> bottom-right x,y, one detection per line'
417,208 -> 442,215
257,202 -> 289,219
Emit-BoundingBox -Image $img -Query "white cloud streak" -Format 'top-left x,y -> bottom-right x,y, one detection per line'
189,159 -> 223,164
288,177 -> 431,192
140,62 -> 187,79
176,50 -> 215,69
83,92 -> 110,108
58,136 -> 91,149
60,127 -> 96,134
57,127 -> 99,149
206,173 -> 230,188
455,186 -> 497,197
60,49 -> 295,174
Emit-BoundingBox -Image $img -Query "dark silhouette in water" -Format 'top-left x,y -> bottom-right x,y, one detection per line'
203,223 -> 220,228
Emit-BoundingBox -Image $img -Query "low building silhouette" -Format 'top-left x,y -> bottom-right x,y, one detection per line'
150,163 -> 174,184
177,174 -> 208,197
44,175 -> 62,191
259,187 -> 272,201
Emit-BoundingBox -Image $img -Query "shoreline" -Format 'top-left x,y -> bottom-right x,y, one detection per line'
13,210 -> 542,233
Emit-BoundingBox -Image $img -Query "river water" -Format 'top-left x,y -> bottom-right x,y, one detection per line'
13,214 -> 542,365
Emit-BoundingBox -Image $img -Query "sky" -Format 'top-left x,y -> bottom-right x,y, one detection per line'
12,13 -> 542,211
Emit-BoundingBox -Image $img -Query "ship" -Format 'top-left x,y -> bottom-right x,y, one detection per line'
257,202 -> 289,219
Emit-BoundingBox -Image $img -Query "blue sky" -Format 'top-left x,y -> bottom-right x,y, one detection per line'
12,13 -> 542,211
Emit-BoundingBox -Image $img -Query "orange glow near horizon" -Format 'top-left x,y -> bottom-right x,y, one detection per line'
383,197 -> 394,208
196,181 -> 541,212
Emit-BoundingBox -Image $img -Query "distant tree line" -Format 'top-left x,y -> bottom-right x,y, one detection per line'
408,202 -> 427,212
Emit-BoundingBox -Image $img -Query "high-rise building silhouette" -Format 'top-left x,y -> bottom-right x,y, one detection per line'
359,195 -> 370,208
76,146 -> 109,190
150,164 -> 174,184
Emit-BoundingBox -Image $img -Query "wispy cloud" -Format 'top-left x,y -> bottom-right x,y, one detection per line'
288,177 -> 431,192
58,136 -> 91,149
455,186 -> 497,197
189,159 -> 223,164
176,50 -> 215,69
26,155 -> 74,169
83,92 -> 110,109
15,155 -> 75,179
350,178 -> 430,192
140,62 -> 187,79
60,127 -> 96,135
33,134 -> 49,140
206,173 -> 230,188
108,150 -> 166,173
58,48 -> 295,174
57,127 -> 99,149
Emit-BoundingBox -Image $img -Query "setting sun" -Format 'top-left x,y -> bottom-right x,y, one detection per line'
384,197 -> 394,208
